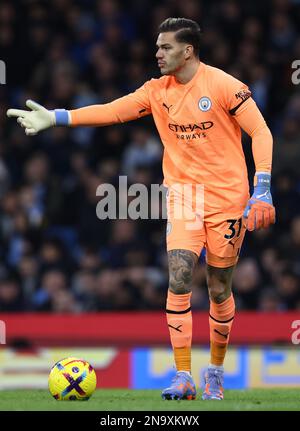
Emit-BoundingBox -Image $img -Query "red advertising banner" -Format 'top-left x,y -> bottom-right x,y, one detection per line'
0,312 -> 298,346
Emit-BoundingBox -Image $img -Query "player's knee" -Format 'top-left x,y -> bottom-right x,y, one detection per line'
169,273 -> 193,294
168,249 -> 198,295
208,284 -> 229,303
207,265 -> 234,303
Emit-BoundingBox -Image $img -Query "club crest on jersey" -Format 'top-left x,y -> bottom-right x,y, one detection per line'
198,97 -> 212,112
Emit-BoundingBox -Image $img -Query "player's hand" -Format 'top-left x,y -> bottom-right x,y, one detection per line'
7,99 -> 56,136
243,172 -> 275,231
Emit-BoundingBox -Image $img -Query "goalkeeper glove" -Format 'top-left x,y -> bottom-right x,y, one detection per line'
243,172 -> 276,231
6,100 -> 70,135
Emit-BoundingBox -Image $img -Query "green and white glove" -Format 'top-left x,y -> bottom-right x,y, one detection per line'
7,100 -> 70,135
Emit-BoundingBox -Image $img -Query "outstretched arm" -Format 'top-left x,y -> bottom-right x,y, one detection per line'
7,84 -> 151,135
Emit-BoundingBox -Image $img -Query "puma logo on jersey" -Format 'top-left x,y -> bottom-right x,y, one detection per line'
163,103 -> 172,113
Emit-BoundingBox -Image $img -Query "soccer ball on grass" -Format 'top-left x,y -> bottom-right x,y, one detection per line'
48,357 -> 97,400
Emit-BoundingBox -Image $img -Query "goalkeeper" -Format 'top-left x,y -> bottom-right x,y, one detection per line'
7,17 -> 275,401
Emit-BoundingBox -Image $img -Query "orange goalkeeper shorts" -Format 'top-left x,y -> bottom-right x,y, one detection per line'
166,186 -> 247,268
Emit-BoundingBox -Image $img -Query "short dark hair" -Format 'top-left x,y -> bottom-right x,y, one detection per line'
158,17 -> 202,57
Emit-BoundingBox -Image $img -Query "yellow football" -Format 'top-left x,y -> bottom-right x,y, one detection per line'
48,357 -> 97,400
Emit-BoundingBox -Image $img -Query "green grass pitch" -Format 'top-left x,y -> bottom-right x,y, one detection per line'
0,388 -> 298,411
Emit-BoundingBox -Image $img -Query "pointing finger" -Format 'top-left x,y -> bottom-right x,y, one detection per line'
7,109 -> 27,118
26,100 -> 43,111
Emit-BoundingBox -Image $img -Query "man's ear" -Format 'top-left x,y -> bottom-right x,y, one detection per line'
185,45 -> 193,59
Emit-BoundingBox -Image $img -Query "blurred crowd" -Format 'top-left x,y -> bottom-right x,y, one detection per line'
0,0 -> 300,313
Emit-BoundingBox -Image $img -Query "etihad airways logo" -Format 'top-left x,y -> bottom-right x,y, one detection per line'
168,122 -> 213,132
169,121 -> 214,141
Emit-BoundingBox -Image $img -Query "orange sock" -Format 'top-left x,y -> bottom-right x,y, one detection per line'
209,293 -> 235,366
166,290 -> 192,372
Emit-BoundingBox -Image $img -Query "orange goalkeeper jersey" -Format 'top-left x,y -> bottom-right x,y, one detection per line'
71,62 -> 261,211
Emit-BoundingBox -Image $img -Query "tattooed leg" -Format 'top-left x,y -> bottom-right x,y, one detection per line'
206,265 -> 236,371
168,249 -> 198,294
165,249 -> 198,376
206,265 -> 235,303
